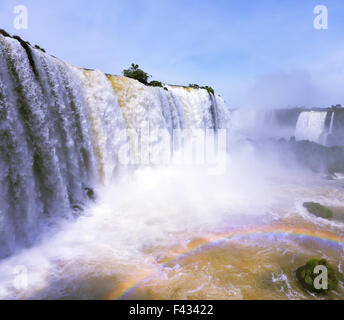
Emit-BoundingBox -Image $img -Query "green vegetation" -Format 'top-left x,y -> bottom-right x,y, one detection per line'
122,64 -> 151,85
13,35 -> 31,47
0,29 -> 10,37
296,258 -> 339,294
149,80 -> 163,88
0,29 -> 46,53
34,45 -> 46,53
12,35 -> 38,76
303,202 -> 333,219
189,83 -> 201,89
189,84 -> 215,96
202,86 -> 215,96
148,80 -> 169,91
122,65 -> 214,94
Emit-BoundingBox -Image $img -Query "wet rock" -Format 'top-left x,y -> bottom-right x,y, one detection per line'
324,168 -> 338,180
296,258 -> 339,294
84,187 -> 96,201
269,138 -> 344,174
72,204 -> 84,213
303,202 -> 333,219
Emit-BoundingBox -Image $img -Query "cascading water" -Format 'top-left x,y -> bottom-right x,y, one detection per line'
329,112 -> 335,135
295,111 -> 328,144
0,35 -> 99,257
0,33 -> 229,259
1,33 -> 343,301
229,108 -> 301,142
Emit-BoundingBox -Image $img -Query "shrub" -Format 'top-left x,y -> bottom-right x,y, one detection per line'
188,84 -> 215,96
296,258 -> 339,294
122,63 -> 151,85
202,85 -> 215,96
149,80 -> 163,88
34,45 -> 46,53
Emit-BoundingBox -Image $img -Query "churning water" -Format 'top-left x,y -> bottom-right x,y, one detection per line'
0,34 -> 343,300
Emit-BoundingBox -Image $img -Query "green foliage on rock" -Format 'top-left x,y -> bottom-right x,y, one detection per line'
121,65 -> 216,95
122,63 -> 151,85
188,84 -> 215,96
148,80 -> 169,91
34,44 -> 46,53
0,29 -> 10,37
0,29 -> 46,54
149,80 -> 163,88
202,86 -> 215,96
296,258 -> 339,294
303,202 -> 333,219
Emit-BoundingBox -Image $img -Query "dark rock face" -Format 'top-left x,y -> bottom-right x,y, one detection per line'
85,187 -> 96,201
72,204 -> 84,212
266,138 -> 344,175
290,139 -> 344,174
296,259 -> 339,294
327,107 -> 344,146
303,202 -> 333,219
270,108 -> 305,128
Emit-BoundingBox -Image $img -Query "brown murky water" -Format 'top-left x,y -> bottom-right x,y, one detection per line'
111,172 -> 344,300
121,226 -> 344,300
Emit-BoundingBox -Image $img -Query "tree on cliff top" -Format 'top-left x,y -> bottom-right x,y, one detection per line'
122,64 -> 151,85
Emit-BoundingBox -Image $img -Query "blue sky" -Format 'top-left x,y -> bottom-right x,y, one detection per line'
1,0 -> 344,108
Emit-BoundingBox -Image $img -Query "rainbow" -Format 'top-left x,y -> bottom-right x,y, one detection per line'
107,225 -> 344,300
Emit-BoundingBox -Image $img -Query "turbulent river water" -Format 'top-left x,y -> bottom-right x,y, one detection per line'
0,33 -> 343,300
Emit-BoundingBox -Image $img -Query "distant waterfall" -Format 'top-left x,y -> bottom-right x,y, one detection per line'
295,111 -> 328,144
329,112 -> 335,135
0,34 -> 230,258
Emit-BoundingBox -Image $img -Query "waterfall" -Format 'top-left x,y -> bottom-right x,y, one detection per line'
0,35 -> 100,257
329,111 -> 335,135
0,34 -> 230,258
295,111 -> 328,144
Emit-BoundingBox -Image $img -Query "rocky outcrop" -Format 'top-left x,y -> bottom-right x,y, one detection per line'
296,258 -> 339,294
265,138 -> 344,175
303,202 -> 333,219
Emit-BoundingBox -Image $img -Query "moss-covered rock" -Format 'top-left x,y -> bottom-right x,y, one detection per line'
189,83 -> 200,89
296,258 -> 339,294
34,44 -> 46,53
0,29 -> 11,38
84,187 -> 96,201
202,85 -> 215,96
303,202 -> 333,219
